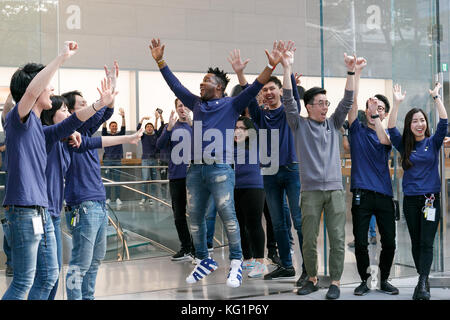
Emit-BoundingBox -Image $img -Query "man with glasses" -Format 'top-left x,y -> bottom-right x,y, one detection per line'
346,60 -> 398,296
285,52 -> 357,299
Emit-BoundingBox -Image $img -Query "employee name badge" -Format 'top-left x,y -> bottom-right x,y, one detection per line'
426,207 -> 436,222
32,216 -> 44,235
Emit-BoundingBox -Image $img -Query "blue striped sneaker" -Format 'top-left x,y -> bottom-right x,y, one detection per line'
226,259 -> 243,288
186,257 -> 218,284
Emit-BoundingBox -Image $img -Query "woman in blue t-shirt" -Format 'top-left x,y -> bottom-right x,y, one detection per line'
387,82 -> 447,300
234,116 -> 267,278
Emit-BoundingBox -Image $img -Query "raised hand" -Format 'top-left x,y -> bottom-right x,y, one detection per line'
149,38 -> 165,62
355,57 -> 367,72
61,41 -> 78,58
429,82 -> 442,98
344,53 -> 356,71
97,77 -> 119,107
118,107 -> 125,117
265,40 -> 286,68
129,127 -> 144,145
393,84 -> 406,105
281,40 -> 296,68
367,97 -> 379,116
167,110 -> 178,131
104,60 -> 119,92
227,49 -> 250,74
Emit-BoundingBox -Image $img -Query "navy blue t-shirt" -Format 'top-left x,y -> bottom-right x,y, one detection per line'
138,122 -> 164,159
349,118 -> 393,196
102,125 -> 125,160
388,118 -> 447,196
234,145 -> 263,189
156,121 -> 192,180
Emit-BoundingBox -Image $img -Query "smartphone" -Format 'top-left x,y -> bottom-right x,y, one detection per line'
156,108 -> 163,114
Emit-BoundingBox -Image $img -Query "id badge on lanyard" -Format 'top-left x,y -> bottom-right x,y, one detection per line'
422,194 -> 436,222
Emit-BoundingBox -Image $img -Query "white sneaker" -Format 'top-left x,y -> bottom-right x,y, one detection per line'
226,259 -> 243,288
116,198 -> 122,205
248,261 -> 268,278
106,199 -> 111,204
186,257 -> 218,284
139,199 -> 146,206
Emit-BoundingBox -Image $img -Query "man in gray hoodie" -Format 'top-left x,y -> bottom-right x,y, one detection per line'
283,49 -> 358,299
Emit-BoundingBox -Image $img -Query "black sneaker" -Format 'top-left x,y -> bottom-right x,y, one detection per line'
263,265 -> 295,280
354,280 -> 370,296
377,280 -> 399,295
326,284 -> 340,300
295,270 -> 308,287
268,251 -> 282,266
171,249 -> 193,261
5,265 -> 13,277
297,279 -> 319,295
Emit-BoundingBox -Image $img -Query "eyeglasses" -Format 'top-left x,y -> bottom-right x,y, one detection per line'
311,100 -> 330,107
377,106 -> 385,112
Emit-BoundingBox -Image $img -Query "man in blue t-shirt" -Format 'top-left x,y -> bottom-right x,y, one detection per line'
102,107 -> 126,205
228,46 -> 306,285
347,59 -> 399,296
149,37 -> 284,288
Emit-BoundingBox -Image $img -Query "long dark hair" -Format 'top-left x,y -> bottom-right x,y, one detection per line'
401,108 -> 430,170
41,95 -> 68,126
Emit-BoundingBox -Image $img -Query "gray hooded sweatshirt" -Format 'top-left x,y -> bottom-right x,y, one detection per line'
283,89 -> 354,191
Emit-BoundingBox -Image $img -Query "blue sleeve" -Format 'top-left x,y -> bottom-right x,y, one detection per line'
240,83 -> 263,127
89,107 -> 114,135
101,126 -> 108,136
160,66 -> 201,111
156,121 -> 165,137
137,123 -> 142,131
78,107 -> 106,136
120,125 -> 126,136
70,136 -> 103,153
432,118 -> 448,149
231,80 -> 264,115
44,113 -> 83,152
387,127 -> 404,153
156,125 -> 171,150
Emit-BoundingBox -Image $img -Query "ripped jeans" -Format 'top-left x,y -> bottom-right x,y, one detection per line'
186,163 -> 242,261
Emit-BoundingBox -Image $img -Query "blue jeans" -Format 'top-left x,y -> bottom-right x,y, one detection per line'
206,195 -> 217,247
65,201 -> 108,300
263,163 -> 304,270
142,158 -> 158,199
104,159 -> 121,201
2,207 -> 58,300
369,215 -> 377,238
186,164 -> 242,261
48,215 -> 62,300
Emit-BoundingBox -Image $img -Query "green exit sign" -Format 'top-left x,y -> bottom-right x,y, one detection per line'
443,63 -> 448,72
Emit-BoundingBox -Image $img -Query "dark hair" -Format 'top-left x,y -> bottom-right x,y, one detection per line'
10,63 -> 45,103
365,94 -> 391,114
230,84 -> 243,97
145,122 -> 154,129
401,108 -> 430,170
41,95 -> 68,126
235,116 -> 256,149
62,90 -> 83,111
207,67 -> 230,93
266,76 -> 282,89
303,87 -> 327,106
109,121 -> 118,127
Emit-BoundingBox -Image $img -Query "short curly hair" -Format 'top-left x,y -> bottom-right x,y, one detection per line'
207,67 -> 230,93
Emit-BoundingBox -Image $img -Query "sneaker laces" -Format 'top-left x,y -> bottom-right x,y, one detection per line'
186,257 -> 218,283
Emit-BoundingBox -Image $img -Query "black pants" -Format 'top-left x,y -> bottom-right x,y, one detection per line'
403,194 -> 440,276
351,190 -> 396,281
264,200 -> 277,253
169,178 -> 193,252
235,188 -> 266,259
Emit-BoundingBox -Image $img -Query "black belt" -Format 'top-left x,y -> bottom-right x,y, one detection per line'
4,205 -> 44,210
353,189 -> 391,198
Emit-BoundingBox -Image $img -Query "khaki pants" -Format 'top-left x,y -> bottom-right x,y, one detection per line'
300,190 -> 346,281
